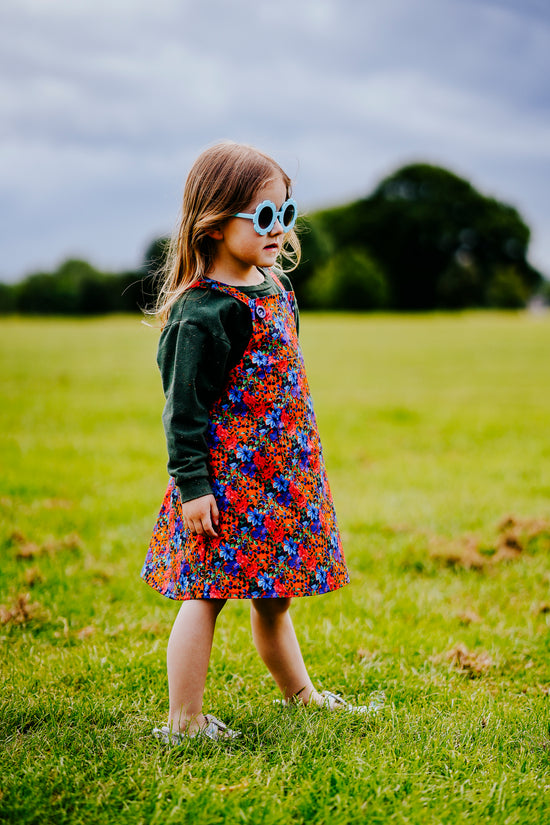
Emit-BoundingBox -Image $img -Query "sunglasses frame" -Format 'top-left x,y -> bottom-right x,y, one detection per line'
234,198 -> 298,236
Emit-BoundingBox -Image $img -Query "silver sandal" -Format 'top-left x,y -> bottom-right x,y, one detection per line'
276,689 -> 385,714
317,690 -> 385,714
152,714 -> 241,744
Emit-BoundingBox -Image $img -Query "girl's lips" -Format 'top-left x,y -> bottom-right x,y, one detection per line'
264,243 -> 279,251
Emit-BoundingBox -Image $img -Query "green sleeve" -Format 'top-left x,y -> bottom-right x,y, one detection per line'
157,293 -> 251,502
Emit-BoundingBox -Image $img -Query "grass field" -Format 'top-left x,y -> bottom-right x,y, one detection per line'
1,312 -> 550,824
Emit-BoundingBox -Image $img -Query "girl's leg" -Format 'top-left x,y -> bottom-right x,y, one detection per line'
250,598 -> 317,703
166,598 -> 226,734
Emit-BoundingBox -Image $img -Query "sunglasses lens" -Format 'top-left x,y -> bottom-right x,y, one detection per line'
257,204 -> 275,230
281,201 -> 296,228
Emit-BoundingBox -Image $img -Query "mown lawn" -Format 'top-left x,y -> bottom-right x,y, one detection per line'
1,312 -> 550,824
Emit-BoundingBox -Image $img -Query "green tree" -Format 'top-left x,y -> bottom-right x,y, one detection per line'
315,164 -> 542,310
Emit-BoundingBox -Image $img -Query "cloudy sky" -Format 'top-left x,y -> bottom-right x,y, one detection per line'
1,0 -> 549,282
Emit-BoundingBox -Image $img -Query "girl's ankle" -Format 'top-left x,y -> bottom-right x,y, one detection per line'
303,688 -> 323,707
288,684 -> 316,706
167,712 -> 207,736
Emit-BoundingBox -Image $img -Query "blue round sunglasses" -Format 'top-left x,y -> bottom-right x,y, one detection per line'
234,198 -> 298,236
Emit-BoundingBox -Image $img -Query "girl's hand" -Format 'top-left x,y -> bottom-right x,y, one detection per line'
181,494 -> 219,538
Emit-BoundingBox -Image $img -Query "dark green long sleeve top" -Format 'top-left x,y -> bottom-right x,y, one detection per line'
157,269 -> 299,503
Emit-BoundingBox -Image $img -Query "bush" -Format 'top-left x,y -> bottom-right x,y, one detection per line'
537,279 -> 550,306
291,216 -> 334,308
304,247 -> 389,310
485,266 -> 529,309
0,283 -> 16,313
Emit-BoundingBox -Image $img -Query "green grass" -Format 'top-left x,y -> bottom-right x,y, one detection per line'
1,312 -> 550,824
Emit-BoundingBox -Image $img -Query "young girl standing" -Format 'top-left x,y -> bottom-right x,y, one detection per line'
142,142 -> 375,743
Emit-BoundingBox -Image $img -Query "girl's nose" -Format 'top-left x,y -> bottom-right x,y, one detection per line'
270,218 -> 284,235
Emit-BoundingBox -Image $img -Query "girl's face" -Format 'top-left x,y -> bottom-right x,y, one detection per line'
213,176 -> 287,278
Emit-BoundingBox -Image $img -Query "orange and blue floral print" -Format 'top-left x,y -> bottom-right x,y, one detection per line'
141,274 -> 350,600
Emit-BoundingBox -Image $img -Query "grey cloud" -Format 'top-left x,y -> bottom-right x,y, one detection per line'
1,0 -> 549,280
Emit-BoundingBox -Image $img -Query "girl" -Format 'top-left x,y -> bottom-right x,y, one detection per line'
142,141 -> 378,743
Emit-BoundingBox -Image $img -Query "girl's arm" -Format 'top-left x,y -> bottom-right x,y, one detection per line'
159,318 -> 231,500
157,292 -> 252,511
163,318 -> 224,537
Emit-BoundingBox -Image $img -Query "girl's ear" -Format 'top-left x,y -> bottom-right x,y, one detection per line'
208,228 -> 224,241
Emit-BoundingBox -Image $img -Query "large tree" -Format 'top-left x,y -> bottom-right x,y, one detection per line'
312,164 -> 542,310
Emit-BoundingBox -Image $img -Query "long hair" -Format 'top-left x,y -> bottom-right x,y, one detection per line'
153,141 -> 301,324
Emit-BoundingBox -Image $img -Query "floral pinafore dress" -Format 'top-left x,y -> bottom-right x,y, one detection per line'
141,272 -> 349,600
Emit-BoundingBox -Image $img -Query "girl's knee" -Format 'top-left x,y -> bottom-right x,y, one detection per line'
210,598 -> 227,618
251,597 -> 291,618
178,598 -> 226,620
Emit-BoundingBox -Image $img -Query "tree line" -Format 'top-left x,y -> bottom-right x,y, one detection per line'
1,163 -> 547,315
0,258 -> 156,316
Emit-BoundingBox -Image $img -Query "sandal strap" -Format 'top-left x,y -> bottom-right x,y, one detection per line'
320,690 -> 347,709
153,715 -> 241,744
320,690 -> 386,714
203,714 -> 240,740
204,714 -> 227,729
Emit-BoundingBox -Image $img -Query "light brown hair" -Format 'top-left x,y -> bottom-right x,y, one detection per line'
153,141 -> 300,324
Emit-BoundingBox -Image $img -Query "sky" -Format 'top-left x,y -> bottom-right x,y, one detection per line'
1,0 -> 549,283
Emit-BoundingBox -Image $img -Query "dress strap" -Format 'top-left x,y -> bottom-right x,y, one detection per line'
194,277 -> 250,305
270,269 -> 287,293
